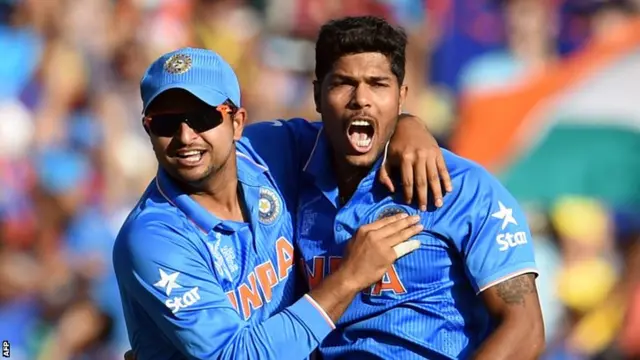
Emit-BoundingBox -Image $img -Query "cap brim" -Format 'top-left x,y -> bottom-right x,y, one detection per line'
142,84 -> 228,114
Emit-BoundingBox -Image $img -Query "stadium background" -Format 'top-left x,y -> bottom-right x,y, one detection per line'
1,0 -> 639,359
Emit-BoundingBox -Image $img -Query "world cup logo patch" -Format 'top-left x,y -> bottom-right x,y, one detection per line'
258,187 -> 281,224
376,205 -> 409,220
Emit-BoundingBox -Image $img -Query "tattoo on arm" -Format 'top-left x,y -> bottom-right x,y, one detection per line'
495,274 -> 536,306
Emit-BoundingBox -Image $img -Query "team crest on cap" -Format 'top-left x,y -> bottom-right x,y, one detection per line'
376,205 -> 409,220
258,188 -> 281,224
164,54 -> 192,74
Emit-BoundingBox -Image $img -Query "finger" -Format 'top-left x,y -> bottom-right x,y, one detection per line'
365,212 -> 409,231
378,164 -> 396,193
414,153 -> 429,211
437,155 -> 453,193
393,239 -> 421,259
401,158 -> 414,204
426,155 -> 443,208
124,351 -> 135,360
385,223 -> 424,247
375,214 -> 421,238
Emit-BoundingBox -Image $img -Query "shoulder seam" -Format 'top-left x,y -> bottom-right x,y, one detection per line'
236,150 -> 268,172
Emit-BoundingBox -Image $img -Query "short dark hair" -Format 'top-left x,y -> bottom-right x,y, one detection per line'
315,16 -> 407,86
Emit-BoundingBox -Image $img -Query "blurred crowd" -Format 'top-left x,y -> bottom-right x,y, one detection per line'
0,0 -> 639,359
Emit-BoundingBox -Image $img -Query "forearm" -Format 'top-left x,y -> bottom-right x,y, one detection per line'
308,269 -> 359,323
398,113 -> 423,122
397,113 -> 428,131
216,297 -> 334,359
217,272 -> 358,359
150,296 -> 336,360
472,320 -> 544,360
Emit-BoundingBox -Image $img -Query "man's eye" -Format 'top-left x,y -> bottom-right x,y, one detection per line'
330,82 -> 351,90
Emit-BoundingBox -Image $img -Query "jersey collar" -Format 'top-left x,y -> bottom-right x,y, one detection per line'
302,126 -> 386,206
155,150 -> 268,232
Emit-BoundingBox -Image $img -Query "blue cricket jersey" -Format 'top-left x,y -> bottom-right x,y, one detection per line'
292,126 -> 539,359
112,141 -> 334,360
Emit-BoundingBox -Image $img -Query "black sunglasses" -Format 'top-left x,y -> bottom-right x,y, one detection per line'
143,101 -> 237,137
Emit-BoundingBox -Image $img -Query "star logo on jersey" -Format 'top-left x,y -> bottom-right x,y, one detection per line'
491,201 -> 518,230
258,187 -> 281,225
154,269 -> 182,296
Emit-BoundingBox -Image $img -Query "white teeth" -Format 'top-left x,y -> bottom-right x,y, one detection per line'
351,120 -> 371,126
355,138 -> 372,148
177,150 -> 203,164
183,154 -> 202,163
348,120 -> 373,149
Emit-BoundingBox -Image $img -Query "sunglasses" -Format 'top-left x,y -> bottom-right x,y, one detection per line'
143,104 -> 234,137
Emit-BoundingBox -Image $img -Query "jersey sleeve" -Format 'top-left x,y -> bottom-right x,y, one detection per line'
445,167 -> 538,294
114,218 -> 334,360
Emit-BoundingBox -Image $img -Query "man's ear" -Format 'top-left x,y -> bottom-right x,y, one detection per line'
313,80 -> 321,114
398,85 -> 408,115
232,108 -> 247,141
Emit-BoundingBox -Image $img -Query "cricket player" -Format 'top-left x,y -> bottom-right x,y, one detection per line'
274,16 -> 543,359
113,48 -> 452,360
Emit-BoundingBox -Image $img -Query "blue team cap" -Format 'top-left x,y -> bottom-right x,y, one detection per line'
140,47 -> 241,114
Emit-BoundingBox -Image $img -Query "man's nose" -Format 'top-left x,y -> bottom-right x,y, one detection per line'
177,121 -> 199,143
347,83 -> 372,110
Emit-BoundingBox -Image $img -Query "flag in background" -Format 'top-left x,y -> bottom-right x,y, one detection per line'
451,18 -> 640,210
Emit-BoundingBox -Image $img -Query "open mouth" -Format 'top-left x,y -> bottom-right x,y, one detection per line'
175,149 -> 206,166
346,119 -> 375,153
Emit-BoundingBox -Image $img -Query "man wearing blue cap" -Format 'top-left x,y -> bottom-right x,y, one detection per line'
113,46 -> 451,360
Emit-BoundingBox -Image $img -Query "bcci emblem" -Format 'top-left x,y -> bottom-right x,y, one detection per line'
258,187 -> 281,225
164,54 -> 192,74
376,205 -> 409,220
